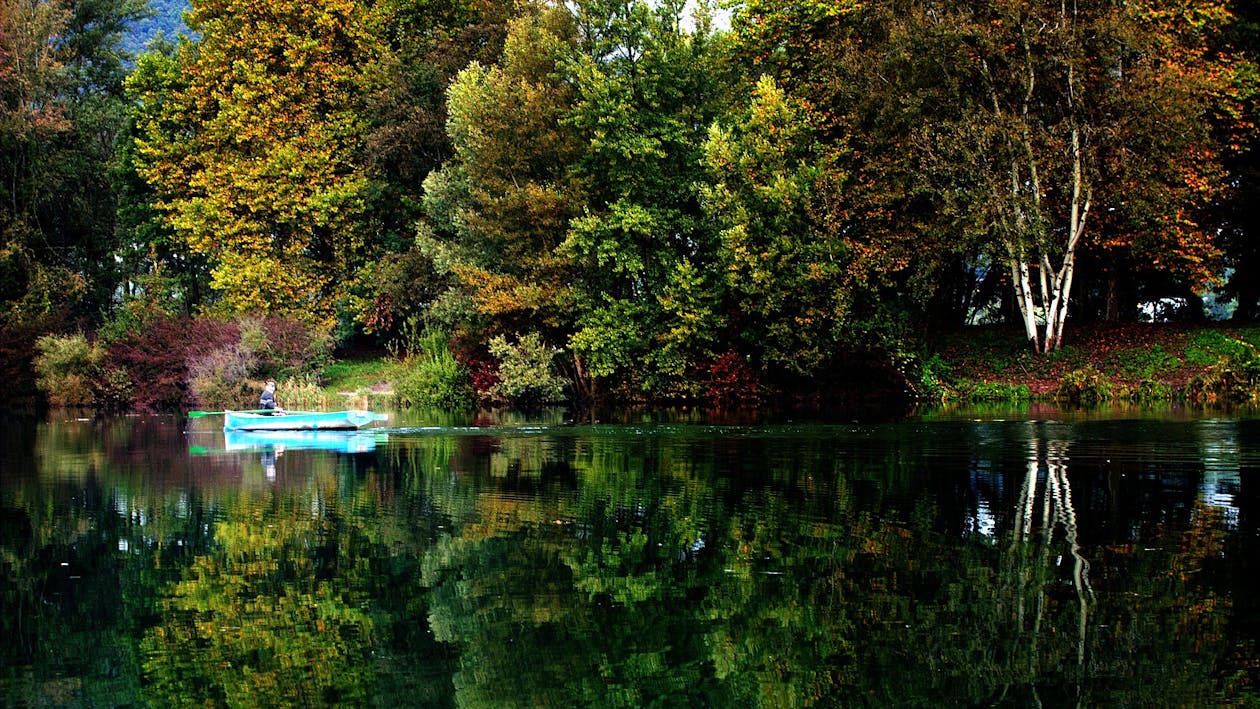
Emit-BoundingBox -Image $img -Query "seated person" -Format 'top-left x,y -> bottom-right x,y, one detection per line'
260,379 -> 284,413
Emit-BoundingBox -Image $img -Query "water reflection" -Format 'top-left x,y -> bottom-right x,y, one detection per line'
2,409 -> 1259,706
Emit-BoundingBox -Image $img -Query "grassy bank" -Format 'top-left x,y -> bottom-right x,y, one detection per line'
928,322 -> 1260,405
294,323 -> 1260,411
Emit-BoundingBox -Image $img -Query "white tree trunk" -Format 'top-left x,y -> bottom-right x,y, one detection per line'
1005,13 -> 1091,355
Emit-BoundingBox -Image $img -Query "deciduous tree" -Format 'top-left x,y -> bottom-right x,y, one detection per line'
130,0 -> 378,331
732,0 -> 1244,352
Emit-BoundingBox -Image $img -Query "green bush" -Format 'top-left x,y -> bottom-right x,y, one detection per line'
33,333 -> 100,407
1184,346 -> 1260,403
1056,366 -> 1112,404
967,380 -> 1031,402
95,368 -> 135,410
913,353 -> 953,402
488,332 -> 567,406
1128,379 -> 1174,402
394,328 -> 474,409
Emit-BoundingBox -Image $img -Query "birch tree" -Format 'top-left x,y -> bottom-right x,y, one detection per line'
732,0 -> 1239,353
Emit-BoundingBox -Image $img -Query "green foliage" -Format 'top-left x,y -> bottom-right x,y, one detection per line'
913,353 -> 953,402
702,74 -> 836,376
1,0 -> 147,329
568,299 -> 650,384
128,0 -> 380,332
345,249 -> 448,338
1116,344 -> 1180,380
393,325 -> 474,409
488,332 -> 567,405
556,0 -> 725,398
1185,345 -> 1260,403
1056,366 -> 1113,405
33,333 -> 101,407
1128,379 -> 1174,402
1184,330 -> 1254,367
418,7 -> 582,337
967,381 -> 1032,403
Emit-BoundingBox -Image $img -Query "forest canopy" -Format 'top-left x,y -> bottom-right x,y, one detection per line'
1,0 -> 1257,407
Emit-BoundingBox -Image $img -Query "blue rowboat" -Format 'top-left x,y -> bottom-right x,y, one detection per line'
224,429 -> 387,454
223,410 -> 388,431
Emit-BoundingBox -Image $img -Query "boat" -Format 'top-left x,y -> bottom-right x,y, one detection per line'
223,429 -> 387,454
223,409 -> 388,431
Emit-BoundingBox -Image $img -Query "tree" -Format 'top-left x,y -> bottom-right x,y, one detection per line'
1,0 -> 147,404
1218,0 -> 1260,320
421,5 -> 584,340
701,75 -> 835,375
129,0 -> 378,331
560,0 -> 726,398
731,0 -> 1243,352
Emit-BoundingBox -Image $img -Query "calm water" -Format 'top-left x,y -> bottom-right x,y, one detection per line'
3,405 -> 1260,706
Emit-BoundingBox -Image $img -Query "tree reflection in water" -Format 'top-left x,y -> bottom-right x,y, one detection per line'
1010,427 -> 1094,704
2,412 -> 1259,706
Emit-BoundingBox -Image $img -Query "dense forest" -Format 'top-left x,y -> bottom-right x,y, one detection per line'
1,0 -> 1258,410
119,0 -> 189,56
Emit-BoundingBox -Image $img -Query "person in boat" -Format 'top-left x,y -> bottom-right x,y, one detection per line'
259,379 -> 285,414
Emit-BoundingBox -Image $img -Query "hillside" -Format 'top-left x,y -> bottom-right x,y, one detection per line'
123,0 -> 191,55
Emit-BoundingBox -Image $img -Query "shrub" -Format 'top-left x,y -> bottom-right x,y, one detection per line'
96,309 -> 209,411
261,316 -> 333,377
1184,346 -> 1260,403
94,368 -> 135,410
912,353 -> 953,403
450,332 -> 501,398
33,333 -> 100,407
186,338 -> 258,409
705,351 -> 763,406
1128,379 -> 1174,402
967,380 -> 1031,402
488,332 -> 568,406
394,327 -> 474,409
1056,366 -> 1112,404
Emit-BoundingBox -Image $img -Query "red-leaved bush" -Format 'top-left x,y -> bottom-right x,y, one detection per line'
705,351 -> 764,407
261,316 -> 332,374
450,333 -> 500,398
99,314 -> 208,411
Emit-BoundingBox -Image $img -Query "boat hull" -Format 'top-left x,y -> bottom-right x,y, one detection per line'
223,410 -> 387,431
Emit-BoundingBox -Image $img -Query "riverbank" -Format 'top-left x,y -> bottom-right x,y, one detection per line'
306,323 -> 1260,411
929,322 -> 1260,404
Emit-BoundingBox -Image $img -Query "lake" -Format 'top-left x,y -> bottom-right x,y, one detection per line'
2,404 -> 1259,706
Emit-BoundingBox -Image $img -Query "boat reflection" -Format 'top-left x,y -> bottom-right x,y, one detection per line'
224,429 -> 388,455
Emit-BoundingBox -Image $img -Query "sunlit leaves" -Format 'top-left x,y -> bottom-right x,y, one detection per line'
701,75 -> 855,374
421,7 -> 582,334
129,0 -> 377,331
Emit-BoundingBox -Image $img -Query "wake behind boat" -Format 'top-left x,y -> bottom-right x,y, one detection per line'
224,409 -> 388,431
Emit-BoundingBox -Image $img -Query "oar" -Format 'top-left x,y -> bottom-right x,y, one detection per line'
188,409 -> 277,418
